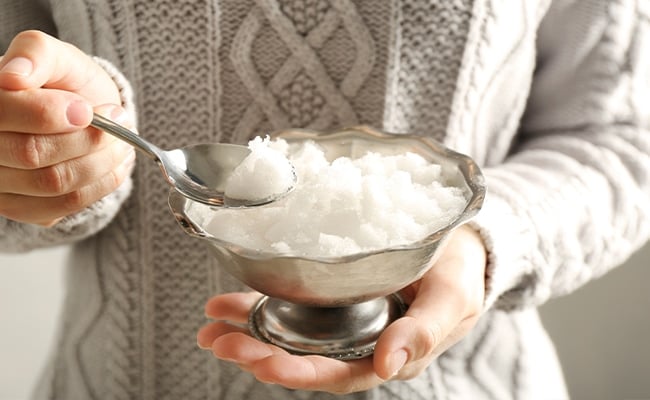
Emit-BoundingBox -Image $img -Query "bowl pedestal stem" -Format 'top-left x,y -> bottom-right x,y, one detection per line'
249,294 -> 407,360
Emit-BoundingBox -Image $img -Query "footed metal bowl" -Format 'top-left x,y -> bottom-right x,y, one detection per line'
169,125 -> 485,359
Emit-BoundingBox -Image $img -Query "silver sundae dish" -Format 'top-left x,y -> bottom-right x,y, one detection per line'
169,125 -> 485,360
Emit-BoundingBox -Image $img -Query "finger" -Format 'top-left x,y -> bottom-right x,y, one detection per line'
0,156 -> 134,225
374,270 -> 468,379
211,331 -> 384,393
211,332 -> 288,364
210,326 -> 383,393
211,332 -> 381,393
0,103 -> 130,169
0,129 -> 113,170
204,292 -> 263,323
376,267 -> 479,380
0,30 -> 120,106
197,321 -> 249,349
0,87 -> 93,133
372,315 -> 438,380
0,139 -> 134,196
252,353 -> 381,393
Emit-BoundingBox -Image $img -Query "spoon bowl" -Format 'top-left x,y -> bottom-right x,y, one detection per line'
90,113 -> 295,207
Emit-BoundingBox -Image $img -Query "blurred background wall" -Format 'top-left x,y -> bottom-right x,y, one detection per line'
539,244 -> 650,400
1,243 -> 649,400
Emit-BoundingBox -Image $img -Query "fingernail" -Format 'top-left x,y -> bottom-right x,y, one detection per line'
66,100 -> 92,126
388,349 -> 408,377
0,57 -> 33,76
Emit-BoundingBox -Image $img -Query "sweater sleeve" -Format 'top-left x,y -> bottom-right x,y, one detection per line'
0,57 -> 137,253
470,1 -> 650,310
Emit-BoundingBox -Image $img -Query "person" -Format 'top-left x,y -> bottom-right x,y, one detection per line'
1,1 -> 648,399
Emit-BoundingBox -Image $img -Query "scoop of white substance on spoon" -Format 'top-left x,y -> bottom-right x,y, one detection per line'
90,113 -> 296,207
224,136 -> 297,205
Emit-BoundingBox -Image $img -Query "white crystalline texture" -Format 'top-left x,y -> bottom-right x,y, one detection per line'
208,139 -> 468,257
224,136 -> 295,202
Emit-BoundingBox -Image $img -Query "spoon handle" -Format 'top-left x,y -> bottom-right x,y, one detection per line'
90,113 -> 162,160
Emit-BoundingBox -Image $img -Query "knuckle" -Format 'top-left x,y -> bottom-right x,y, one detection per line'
61,188 -> 86,212
32,100 -> 52,126
61,171 -> 120,213
101,170 -> 126,198
12,134 -> 42,169
104,151 -> 125,186
105,169 -> 122,190
13,134 -> 64,169
38,162 -> 74,194
25,98 -> 57,131
420,321 -> 442,357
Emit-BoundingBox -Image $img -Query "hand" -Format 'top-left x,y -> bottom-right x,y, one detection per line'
197,224 -> 487,394
0,30 -> 135,226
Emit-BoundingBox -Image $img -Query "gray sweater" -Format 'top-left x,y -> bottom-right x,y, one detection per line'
2,1 -> 649,399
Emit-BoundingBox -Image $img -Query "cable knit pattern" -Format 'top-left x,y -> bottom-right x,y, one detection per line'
383,0 -> 473,141
129,2 -> 220,399
222,0 -> 387,142
2,1 -> 650,400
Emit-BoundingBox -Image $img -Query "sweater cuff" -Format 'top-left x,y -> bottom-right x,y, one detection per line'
92,56 -> 138,125
0,179 -> 133,252
467,176 -> 547,311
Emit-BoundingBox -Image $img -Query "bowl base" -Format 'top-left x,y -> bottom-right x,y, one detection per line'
249,294 -> 407,360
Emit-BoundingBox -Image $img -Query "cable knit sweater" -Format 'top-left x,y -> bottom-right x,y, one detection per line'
2,1 -> 650,399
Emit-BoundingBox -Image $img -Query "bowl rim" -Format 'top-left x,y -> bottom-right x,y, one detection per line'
168,125 -> 486,263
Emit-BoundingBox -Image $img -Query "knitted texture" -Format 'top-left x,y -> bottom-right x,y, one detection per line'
130,2 -> 220,399
383,0 -> 473,141
2,0 -> 650,400
219,0 -> 391,142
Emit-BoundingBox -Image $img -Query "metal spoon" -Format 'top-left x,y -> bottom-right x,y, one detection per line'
90,113 -> 295,207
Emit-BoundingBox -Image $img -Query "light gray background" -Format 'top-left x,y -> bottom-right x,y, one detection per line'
1,243 -> 649,400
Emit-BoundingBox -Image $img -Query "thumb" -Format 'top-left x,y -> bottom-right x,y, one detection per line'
373,289 -> 458,380
373,225 -> 487,380
0,30 -> 119,104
